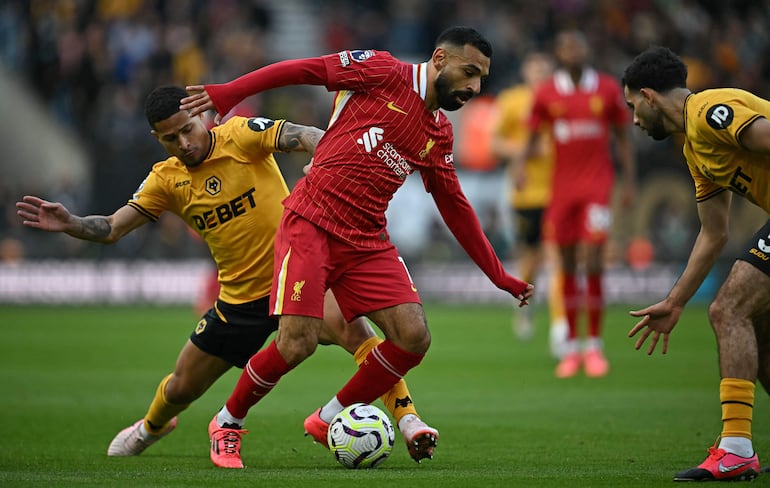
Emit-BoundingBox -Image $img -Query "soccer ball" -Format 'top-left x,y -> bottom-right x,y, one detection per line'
327,403 -> 395,469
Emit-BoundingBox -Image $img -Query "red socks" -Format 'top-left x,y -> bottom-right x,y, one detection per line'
562,273 -> 604,339
337,340 -> 424,406
225,341 -> 292,419
587,274 -> 603,338
563,273 -> 579,340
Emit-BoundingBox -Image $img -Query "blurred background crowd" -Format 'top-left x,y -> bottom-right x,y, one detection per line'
1,0 -> 768,273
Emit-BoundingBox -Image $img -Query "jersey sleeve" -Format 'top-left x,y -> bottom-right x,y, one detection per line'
229,116 -> 287,157
321,50 -> 395,92
127,166 -> 171,221
686,161 -> 727,203
693,95 -> 763,149
421,154 -> 529,297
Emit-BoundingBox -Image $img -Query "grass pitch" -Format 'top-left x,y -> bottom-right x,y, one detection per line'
0,303 -> 768,487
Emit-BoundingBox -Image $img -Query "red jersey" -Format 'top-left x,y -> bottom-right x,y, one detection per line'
529,68 -> 629,200
205,50 -> 529,297
285,50 -> 458,248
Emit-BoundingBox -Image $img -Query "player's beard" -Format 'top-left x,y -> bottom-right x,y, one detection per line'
645,109 -> 669,141
435,73 -> 473,111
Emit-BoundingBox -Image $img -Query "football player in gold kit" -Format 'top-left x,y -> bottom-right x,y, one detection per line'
623,46 -> 770,481
15,85 -> 436,468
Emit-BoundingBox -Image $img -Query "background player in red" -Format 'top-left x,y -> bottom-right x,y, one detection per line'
492,51 -> 569,353
181,26 -> 533,466
516,30 -> 636,378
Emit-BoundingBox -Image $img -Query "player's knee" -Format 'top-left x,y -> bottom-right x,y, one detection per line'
276,332 -> 318,366
707,299 -> 729,333
397,321 -> 431,355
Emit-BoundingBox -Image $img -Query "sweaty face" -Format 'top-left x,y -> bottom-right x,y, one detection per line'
434,45 -> 490,111
624,86 -> 670,141
152,111 -> 211,166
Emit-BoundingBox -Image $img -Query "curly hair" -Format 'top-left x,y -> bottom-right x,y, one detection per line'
622,46 -> 688,93
145,85 -> 189,128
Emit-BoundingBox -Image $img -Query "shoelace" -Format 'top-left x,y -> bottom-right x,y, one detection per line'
218,429 -> 244,455
706,447 -> 725,461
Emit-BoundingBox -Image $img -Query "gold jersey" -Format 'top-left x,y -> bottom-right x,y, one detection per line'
683,88 -> 770,213
495,84 -> 554,209
128,116 -> 289,304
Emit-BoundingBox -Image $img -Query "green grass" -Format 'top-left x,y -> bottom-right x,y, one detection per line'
0,303 -> 767,487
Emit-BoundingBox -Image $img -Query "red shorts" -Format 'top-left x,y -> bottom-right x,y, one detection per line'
543,193 -> 611,246
270,210 -> 421,321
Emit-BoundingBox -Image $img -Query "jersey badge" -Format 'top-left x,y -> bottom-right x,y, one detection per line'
589,95 -> 604,115
356,127 -> 384,152
247,117 -> 275,132
706,104 -> 734,130
350,50 -> 375,62
419,139 -> 435,159
205,175 -> 222,195
291,280 -> 305,302
195,318 -> 207,334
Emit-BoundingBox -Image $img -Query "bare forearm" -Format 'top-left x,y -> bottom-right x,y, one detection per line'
279,122 -> 325,154
66,215 -> 113,242
666,230 -> 726,307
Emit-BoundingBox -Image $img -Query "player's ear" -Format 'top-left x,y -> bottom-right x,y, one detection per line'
640,88 -> 656,107
432,47 -> 448,69
150,129 -> 160,142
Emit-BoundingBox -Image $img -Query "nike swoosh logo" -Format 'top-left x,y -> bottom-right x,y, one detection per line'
387,101 -> 407,115
718,460 -> 752,473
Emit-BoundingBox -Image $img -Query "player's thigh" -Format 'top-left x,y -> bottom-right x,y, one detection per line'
712,222 -> 770,321
330,245 -> 421,322
319,289 -> 376,354
713,260 -> 770,313
270,211 -> 329,319
543,200 -> 580,248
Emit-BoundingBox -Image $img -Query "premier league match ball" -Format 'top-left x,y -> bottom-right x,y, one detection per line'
327,403 -> 395,469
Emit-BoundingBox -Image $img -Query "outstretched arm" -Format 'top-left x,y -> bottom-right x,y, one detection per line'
180,57 -> 329,118
429,185 -> 533,304
628,190 -> 731,354
16,196 -> 149,244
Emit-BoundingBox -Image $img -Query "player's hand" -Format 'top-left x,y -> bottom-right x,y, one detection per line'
516,283 -> 535,307
181,86 -> 218,121
501,276 -> 534,307
16,195 -> 73,232
628,300 -> 682,355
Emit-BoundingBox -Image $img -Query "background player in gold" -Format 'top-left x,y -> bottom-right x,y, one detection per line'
624,46 -> 770,481
15,85 -> 435,468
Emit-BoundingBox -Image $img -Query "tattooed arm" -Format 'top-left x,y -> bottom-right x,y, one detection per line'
276,121 -> 325,155
16,196 -> 149,244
